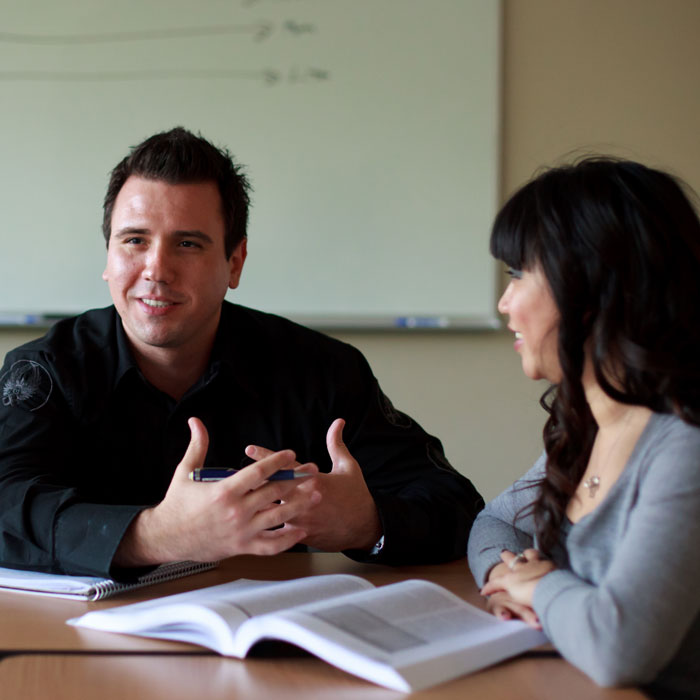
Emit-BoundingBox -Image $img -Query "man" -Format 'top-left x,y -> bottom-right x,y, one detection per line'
0,127 -> 483,577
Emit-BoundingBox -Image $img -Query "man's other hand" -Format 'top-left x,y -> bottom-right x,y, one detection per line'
245,418 -> 382,553
113,417 -> 321,566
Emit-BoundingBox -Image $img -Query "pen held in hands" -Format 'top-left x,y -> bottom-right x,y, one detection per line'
188,468 -> 313,482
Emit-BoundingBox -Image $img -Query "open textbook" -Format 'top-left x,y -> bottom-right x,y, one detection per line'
70,574 -> 546,692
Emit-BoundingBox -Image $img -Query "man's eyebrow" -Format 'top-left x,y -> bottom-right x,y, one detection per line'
114,227 -> 148,237
173,230 -> 214,244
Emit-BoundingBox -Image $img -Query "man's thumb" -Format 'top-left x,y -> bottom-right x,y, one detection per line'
326,418 -> 352,472
176,417 -> 209,478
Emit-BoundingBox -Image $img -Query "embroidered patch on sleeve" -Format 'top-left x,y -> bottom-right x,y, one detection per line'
1,360 -> 54,411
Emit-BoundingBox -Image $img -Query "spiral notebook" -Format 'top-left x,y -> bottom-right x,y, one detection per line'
0,560 -> 218,601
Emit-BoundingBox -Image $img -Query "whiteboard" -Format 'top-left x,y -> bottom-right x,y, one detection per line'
0,0 -> 501,330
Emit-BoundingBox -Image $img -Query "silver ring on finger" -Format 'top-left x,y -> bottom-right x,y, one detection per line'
508,553 -> 527,571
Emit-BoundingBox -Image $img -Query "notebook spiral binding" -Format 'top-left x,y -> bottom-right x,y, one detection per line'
89,560 -> 218,600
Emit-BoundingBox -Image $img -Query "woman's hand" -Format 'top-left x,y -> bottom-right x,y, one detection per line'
480,549 -> 556,628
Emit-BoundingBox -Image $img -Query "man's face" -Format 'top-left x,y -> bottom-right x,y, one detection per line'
102,176 -> 246,358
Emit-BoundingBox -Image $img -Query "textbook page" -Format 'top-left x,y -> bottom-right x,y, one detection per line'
234,579 -> 547,692
71,576 -> 545,691
70,574 -> 374,651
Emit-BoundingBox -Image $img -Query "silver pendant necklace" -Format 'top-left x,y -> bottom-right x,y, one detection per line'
583,475 -> 601,498
580,407 -> 647,502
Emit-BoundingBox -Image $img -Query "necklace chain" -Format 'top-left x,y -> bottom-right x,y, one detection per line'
581,408 -> 639,500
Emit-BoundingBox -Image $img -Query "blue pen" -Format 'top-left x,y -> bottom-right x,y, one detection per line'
189,468 -> 312,482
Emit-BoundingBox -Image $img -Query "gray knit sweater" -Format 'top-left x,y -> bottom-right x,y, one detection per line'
468,412 -> 700,700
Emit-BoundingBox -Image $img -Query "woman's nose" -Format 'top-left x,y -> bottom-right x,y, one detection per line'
497,282 -> 512,315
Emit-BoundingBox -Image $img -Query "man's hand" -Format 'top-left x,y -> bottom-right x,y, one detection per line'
245,418 -> 382,553
479,549 -> 556,629
114,417 -> 321,566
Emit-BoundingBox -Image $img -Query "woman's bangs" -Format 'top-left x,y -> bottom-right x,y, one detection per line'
489,191 -> 541,271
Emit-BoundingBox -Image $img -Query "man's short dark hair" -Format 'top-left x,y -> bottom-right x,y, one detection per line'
102,127 -> 251,258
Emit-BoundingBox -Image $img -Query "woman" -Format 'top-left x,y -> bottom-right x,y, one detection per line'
467,157 -> 700,700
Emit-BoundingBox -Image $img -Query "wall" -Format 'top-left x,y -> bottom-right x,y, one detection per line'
348,0 -> 700,498
0,0 -> 501,326
2,0 -> 699,499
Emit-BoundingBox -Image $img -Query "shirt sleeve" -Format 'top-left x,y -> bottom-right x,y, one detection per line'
467,454 -> 545,586
330,348 -> 485,565
0,350 -> 142,577
532,430 -> 700,688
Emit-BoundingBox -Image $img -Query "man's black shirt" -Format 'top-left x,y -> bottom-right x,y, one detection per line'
0,302 -> 483,576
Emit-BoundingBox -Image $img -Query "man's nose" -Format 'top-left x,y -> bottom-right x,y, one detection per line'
143,243 -> 175,284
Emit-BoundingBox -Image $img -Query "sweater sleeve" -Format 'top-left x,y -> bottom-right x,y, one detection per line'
532,428 -> 700,688
467,453 -> 546,586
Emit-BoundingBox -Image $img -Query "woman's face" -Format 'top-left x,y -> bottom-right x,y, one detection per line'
497,265 -> 561,382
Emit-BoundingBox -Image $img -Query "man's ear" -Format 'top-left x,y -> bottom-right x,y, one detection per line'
102,235 -> 113,281
228,238 -> 248,289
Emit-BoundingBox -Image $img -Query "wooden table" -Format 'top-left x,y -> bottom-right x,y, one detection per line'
0,553 -> 472,653
0,553 -> 647,698
0,653 -> 647,700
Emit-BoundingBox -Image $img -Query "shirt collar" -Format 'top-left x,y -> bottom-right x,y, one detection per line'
110,301 -> 262,404
112,311 -> 141,389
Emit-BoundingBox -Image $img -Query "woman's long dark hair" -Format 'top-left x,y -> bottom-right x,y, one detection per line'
491,157 -> 700,554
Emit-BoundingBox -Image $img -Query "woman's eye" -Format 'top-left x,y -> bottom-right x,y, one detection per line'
506,267 -> 523,279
